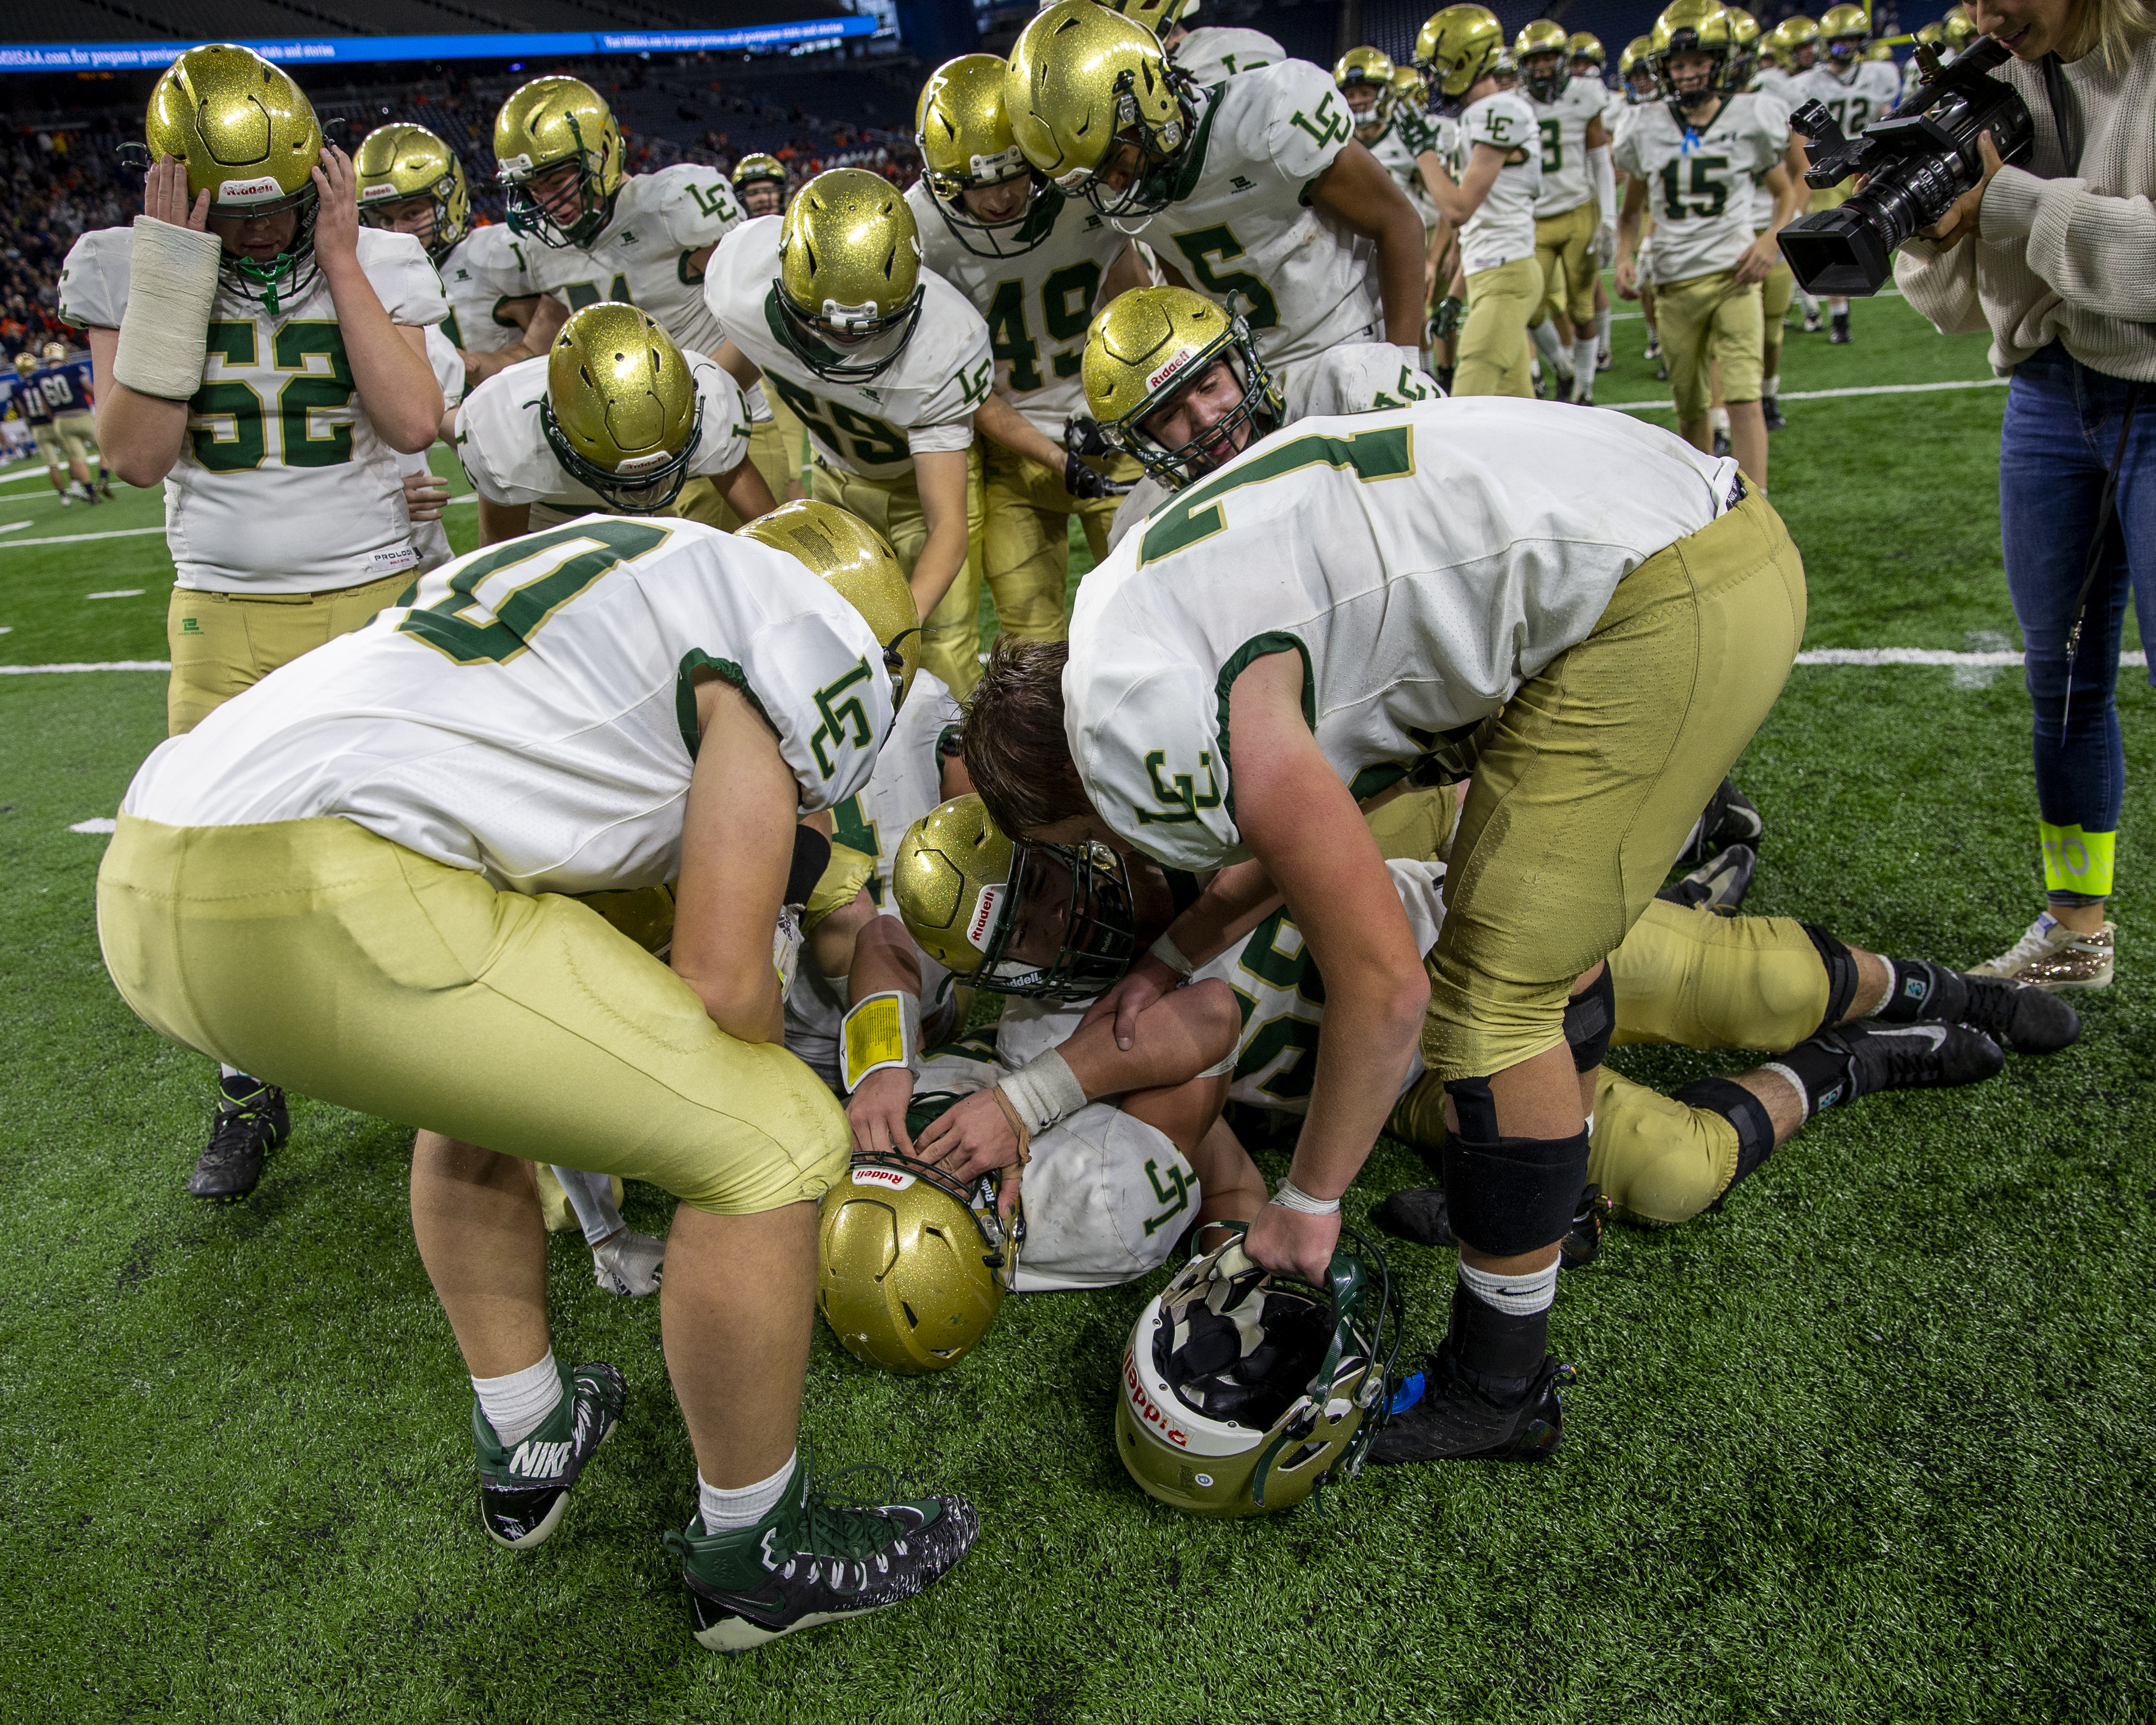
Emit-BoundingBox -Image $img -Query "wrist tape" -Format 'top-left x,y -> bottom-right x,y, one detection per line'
1149,931 -> 1197,977
1269,1177 -> 1341,1216
114,216 -> 223,401
997,1047 -> 1086,1137
841,990 -> 921,1093
772,908 -> 804,1003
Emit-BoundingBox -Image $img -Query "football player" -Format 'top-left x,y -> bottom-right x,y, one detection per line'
1102,0 -> 1285,87
62,45 -> 447,1204
98,502 -> 978,1648
1788,6 -> 1897,343
1570,33 -> 1623,372
959,392 -> 1807,1464
355,122 -> 565,389
1615,0 -> 1803,492
452,302 -> 770,545
730,153 -> 789,219
14,348 -> 101,503
1005,3 -> 1429,392
908,55 -> 1144,681
721,154 -> 807,508
1721,7 -> 1808,432
704,168 -> 996,697
1336,50 -> 1452,318
1514,19 -> 1617,404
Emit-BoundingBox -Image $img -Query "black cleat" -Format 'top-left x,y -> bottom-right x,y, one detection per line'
1370,1344 -> 1567,1465
1374,1183 -> 1607,1270
187,1083 -> 290,1201
1762,395 -> 1787,431
1879,961 -> 2081,1055
1798,1020 -> 2004,1111
1655,361 -> 1669,382
1643,332 -> 1662,360
1830,310 -> 1851,344
1680,777 -> 1763,866
1802,309 -> 1825,334
1659,843 -> 1757,915
669,1456 -> 979,1651
473,1360 -> 626,1550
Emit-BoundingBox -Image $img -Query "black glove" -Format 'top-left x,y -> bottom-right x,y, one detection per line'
1430,294 -> 1466,341
1063,415 -> 1133,501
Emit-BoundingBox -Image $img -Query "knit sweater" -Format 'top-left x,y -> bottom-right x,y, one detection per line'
1894,30 -> 2156,382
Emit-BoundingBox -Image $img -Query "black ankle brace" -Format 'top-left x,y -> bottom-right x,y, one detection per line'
1873,958 -> 1968,1024
1801,922 -> 1860,1035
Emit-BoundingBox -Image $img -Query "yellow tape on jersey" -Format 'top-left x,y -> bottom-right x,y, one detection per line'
842,989 -> 921,1093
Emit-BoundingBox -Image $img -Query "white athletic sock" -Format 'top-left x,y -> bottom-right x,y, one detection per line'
1571,336 -> 1598,393
1531,318 -> 1567,374
1459,1258 -> 1558,1318
552,1165 -> 626,1247
699,1451 -> 798,1533
1763,372 -> 1781,399
473,1351 -> 562,1448
1797,286 -> 1820,315
1709,406 -> 1731,434
1829,298 -> 1848,314
1594,305 -> 1611,344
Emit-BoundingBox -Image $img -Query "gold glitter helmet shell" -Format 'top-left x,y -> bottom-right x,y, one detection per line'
773,168 -> 926,385
1414,5 -> 1507,102
740,500 -> 918,712
1651,0 -> 1740,108
729,151 -> 788,216
1116,1225 -> 1403,1518
1081,284 -> 1281,491
916,53 -> 1051,258
1568,30 -> 1607,71
817,1151 -> 1013,1374
1389,62 -> 1429,114
891,795 -> 1139,999
1819,3 -> 1871,63
354,122 -> 470,263
1333,47 -> 1397,141
539,303 -> 702,515
1006,1 -> 1193,224
494,75 -> 624,249
1514,19 -> 1572,101
143,44 -> 324,306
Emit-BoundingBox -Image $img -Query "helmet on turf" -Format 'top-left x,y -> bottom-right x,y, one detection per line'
1006,1 -> 1194,224
730,151 -> 788,217
1568,30 -> 1607,73
539,303 -> 702,515
1514,20 -> 1572,102
1724,7 -> 1762,89
891,795 -> 1139,1001
1414,5 -> 1507,104
354,123 -> 470,264
1082,284 -> 1281,490
916,53 -> 1052,258
494,76 -> 624,249
1769,13 -> 1821,69
1820,3 -> 1870,63
1942,6 -> 1979,53
1116,1226 -> 1402,1517
1334,47 -> 1397,142
144,44 -> 324,309
741,499 -> 920,712
817,1151 -> 1015,1373
1651,0 -> 1738,113
771,168 -> 925,385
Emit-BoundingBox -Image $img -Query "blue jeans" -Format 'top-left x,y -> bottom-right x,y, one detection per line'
1999,342 -> 2156,902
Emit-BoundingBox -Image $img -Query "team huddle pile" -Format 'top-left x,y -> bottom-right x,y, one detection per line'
69,2 -> 2084,1655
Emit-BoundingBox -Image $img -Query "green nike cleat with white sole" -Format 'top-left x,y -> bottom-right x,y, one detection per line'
473,1359 -> 625,1550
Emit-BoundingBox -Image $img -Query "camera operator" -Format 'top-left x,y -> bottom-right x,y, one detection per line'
1896,0 -> 2156,989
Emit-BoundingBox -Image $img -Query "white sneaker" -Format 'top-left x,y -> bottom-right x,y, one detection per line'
592,1230 -> 665,1296
1970,914 -> 2115,991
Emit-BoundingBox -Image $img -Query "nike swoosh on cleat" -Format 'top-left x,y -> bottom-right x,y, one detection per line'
1873,1025 -> 1949,1048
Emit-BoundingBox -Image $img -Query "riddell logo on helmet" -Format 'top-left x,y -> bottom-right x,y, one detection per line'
1146,352 -> 1193,394
358,182 -> 399,201
851,1166 -> 916,1191
218,176 -> 284,202
1123,1346 -> 1189,1447
965,882 -> 1003,952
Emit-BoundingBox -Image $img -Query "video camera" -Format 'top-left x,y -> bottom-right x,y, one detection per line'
1776,34 -> 2034,296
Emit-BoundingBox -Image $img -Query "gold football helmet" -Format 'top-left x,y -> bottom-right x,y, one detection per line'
1082,284 -> 1281,490
1770,13 -> 1821,69
892,796 -> 1140,999
818,1152 -> 1014,1374
1725,7 -> 1763,89
143,44 -> 324,307
1333,47 -> 1397,143
354,123 -> 470,264
1568,30 -> 1607,72
39,340 -> 68,363
1942,6 -> 1979,53
1116,1226 -> 1403,1517
1390,63 -> 1429,115
1651,0 -> 1738,110
729,151 -> 788,217
12,352 -> 35,376
916,53 -> 1051,258
1514,20 -> 1572,101
772,168 -> 925,385
1866,37 -> 1898,60
1820,3 -> 1871,63
1097,0 -> 1192,35
1620,33 -> 1660,100
1414,5 -> 1507,103
494,75 -> 624,249
739,499 -> 920,712
1006,1 -> 1193,224
540,304 -> 702,514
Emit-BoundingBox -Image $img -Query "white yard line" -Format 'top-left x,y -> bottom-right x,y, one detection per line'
0,659 -> 171,673
1607,376 -> 2009,412
85,588 -> 146,599
0,525 -> 165,549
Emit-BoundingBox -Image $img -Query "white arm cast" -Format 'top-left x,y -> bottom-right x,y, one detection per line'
112,217 -> 222,401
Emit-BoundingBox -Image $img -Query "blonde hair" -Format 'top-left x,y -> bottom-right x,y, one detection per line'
2075,0 -> 2155,69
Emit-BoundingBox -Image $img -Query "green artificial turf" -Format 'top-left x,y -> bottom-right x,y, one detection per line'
3,290 -> 2152,1723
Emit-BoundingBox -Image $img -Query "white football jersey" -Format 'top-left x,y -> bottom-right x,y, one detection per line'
1602,90 -> 1634,142
703,216 -> 992,480
1792,57 -> 1901,140
1900,54 -> 1926,104
122,519 -> 895,895
1454,92 -> 1543,273
1752,65 -> 1802,108
1171,26 -> 1284,86
1139,62 -> 1382,374
1528,75 -> 1610,215
58,225 -> 448,595
455,350 -> 753,510
439,222 -> 539,355
1366,121 -> 1440,226
1744,90 -> 1795,229
1613,94 -> 1788,284
523,164 -> 745,356
908,183 -> 1130,441
397,324 -> 467,574
1064,398 -> 1738,871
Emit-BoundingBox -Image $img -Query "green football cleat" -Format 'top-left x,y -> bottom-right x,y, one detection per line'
472,1360 -> 625,1550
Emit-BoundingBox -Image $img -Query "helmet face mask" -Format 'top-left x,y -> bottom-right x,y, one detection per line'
1006,3 -> 1194,231
1084,286 -> 1281,491
1334,48 -> 1397,143
918,51 -> 1057,259
774,168 -> 928,385
1515,20 -> 1572,102
1076,77 -> 1190,225
355,123 -> 470,264
540,303 -> 704,514
1415,4 -> 1508,108
1651,2 -> 1737,115
730,152 -> 788,218
496,78 -> 624,250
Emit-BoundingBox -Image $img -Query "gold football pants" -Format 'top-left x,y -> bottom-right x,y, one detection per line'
1533,201 -> 1600,327
980,441 -> 1134,642
1455,255 -> 1545,398
1656,268 -> 1766,421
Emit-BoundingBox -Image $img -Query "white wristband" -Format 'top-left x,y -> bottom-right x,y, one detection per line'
841,989 -> 921,1093
997,1047 -> 1087,1136
113,216 -> 223,401
1149,931 -> 1197,977
1269,1177 -> 1341,1216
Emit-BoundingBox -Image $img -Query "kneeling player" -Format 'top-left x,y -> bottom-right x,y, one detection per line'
97,502 -> 977,1650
